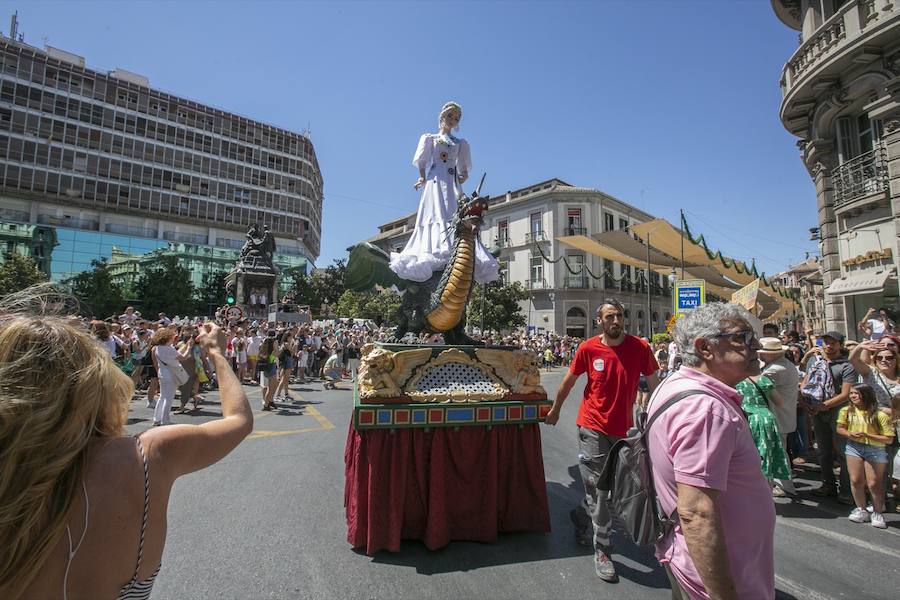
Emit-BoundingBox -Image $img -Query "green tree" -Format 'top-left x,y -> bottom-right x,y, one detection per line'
289,259 -> 347,316
135,256 -> 196,317
334,289 -> 402,326
467,281 -> 528,333
67,259 -> 126,318
194,270 -> 228,316
0,253 -> 47,297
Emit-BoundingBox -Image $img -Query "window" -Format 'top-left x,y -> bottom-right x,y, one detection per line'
566,208 -> 583,234
499,260 -> 509,285
530,255 -> 543,283
836,114 -> 883,164
619,217 -> 629,231
498,219 -> 509,246
603,212 -> 614,232
529,212 -> 542,233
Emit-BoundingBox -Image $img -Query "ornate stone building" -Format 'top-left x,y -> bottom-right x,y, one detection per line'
773,0 -> 900,335
364,179 -> 672,338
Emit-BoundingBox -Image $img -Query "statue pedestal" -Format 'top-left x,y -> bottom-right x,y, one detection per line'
226,269 -> 276,322
344,343 -> 552,554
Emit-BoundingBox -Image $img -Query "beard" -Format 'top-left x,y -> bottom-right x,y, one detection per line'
604,324 -> 624,339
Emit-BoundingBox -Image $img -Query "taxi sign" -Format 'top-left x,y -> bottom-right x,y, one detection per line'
674,279 -> 705,313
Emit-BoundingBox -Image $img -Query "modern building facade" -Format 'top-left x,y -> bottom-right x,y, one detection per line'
773,0 -> 900,335
366,178 -> 672,338
0,30 -> 322,298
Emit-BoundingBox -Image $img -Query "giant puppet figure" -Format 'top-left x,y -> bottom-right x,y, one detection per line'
345,102 -> 499,344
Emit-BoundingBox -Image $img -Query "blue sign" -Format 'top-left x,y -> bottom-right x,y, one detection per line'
674,279 -> 705,313
678,287 -> 702,310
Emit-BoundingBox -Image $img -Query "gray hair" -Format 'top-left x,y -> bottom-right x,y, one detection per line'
674,303 -> 753,367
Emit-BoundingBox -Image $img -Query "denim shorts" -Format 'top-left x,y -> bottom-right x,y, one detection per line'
845,440 -> 888,464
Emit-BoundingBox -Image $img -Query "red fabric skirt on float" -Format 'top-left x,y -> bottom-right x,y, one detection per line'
344,422 -> 551,555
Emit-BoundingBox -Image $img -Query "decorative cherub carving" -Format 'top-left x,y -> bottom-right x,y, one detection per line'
474,348 -> 546,396
358,346 -> 401,398
357,345 -> 432,399
513,351 -> 545,395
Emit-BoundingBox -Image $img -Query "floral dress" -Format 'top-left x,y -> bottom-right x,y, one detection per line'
388,132 -> 499,283
736,375 -> 791,480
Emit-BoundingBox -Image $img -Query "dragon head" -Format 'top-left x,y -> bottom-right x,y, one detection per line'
453,174 -> 489,235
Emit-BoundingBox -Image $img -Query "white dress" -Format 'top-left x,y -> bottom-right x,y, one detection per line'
389,133 -> 499,283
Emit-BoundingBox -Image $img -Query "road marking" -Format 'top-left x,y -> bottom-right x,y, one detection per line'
306,404 -> 335,430
777,517 -> 900,558
774,574 -> 836,600
247,426 -> 329,439
247,404 -> 335,440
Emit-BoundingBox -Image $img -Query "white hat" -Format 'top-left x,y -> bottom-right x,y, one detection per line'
758,337 -> 787,356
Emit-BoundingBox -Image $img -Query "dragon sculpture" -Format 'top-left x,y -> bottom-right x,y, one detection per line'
345,176 -> 492,345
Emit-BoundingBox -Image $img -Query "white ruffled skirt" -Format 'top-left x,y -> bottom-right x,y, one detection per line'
389,174 -> 499,283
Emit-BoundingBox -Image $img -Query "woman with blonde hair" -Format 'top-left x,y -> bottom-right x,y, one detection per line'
0,287 -> 252,599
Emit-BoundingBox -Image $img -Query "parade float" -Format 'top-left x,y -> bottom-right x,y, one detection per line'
343,102 -> 551,555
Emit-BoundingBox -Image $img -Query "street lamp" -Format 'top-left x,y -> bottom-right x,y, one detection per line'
668,268 -> 677,318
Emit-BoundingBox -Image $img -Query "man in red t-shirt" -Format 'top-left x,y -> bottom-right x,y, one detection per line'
546,299 -> 659,582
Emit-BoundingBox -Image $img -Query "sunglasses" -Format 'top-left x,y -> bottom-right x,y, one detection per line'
713,330 -> 758,348
876,355 -> 896,361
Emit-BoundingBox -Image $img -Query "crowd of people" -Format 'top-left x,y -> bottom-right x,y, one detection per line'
546,299 -> 899,598
3,281 -> 898,599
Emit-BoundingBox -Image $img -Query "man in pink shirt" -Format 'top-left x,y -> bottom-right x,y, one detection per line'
647,303 -> 775,600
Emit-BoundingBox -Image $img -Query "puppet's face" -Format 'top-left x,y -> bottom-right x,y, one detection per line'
441,109 -> 460,130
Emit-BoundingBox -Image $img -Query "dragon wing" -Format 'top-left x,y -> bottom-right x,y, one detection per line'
345,242 -> 407,292
388,347 -> 433,389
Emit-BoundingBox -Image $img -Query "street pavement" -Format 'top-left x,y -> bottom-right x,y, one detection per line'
124,369 -> 900,600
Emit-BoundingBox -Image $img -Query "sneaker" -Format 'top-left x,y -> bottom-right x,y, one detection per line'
594,551 -> 617,582
772,486 -> 787,498
848,507 -> 871,523
871,512 -> 887,529
866,505 -> 874,513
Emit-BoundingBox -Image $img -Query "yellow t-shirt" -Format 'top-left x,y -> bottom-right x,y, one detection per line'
837,405 -> 892,447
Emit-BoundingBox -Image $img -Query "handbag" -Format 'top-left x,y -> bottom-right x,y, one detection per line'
156,347 -> 190,386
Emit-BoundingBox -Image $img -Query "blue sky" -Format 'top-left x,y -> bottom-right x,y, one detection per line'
3,0 -> 819,276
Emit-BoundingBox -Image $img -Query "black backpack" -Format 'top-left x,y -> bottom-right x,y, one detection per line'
599,389 -> 704,546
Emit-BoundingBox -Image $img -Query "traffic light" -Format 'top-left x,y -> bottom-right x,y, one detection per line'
226,294 -> 236,305
225,280 -> 236,305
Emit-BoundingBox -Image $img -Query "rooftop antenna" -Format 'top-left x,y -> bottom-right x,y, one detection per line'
9,10 -> 18,39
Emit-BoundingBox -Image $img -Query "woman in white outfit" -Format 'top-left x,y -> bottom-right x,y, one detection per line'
388,101 -> 498,284
152,328 -> 190,426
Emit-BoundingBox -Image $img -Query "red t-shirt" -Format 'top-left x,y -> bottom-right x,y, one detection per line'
570,335 -> 658,436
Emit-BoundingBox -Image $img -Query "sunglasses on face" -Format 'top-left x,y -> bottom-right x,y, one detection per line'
712,330 -> 757,348
876,355 -> 896,362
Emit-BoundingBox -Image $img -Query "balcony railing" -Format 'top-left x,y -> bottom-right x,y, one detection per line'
37,214 -> 99,231
563,226 -> 587,236
781,0 -> 897,97
163,231 -> 208,244
105,223 -> 159,239
496,235 -> 510,248
565,275 -> 590,289
0,208 -> 30,223
832,145 -> 889,207
525,230 -> 547,244
527,278 -> 550,290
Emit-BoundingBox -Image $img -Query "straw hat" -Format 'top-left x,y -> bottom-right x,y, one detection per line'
758,337 -> 787,358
